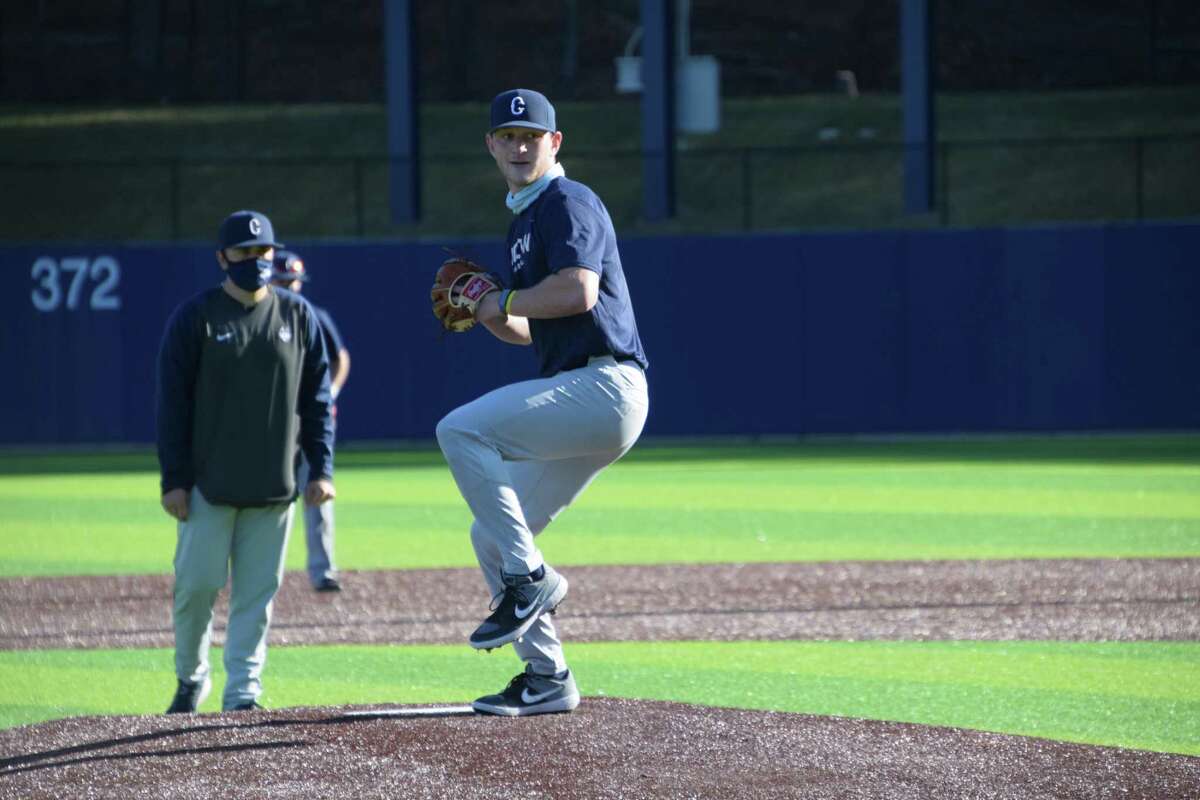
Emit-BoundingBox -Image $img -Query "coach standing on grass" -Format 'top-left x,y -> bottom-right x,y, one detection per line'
156,209 -> 335,714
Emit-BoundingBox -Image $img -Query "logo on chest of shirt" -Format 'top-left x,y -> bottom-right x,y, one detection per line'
207,323 -> 236,344
510,232 -> 531,274
277,324 -> 293,343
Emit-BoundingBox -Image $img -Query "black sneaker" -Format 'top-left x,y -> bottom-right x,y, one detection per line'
472,668 -> 580,717
165,677 -> 211,714
227,700 -> 265,712
468,565 -> 568,651
314,577 -> 341,593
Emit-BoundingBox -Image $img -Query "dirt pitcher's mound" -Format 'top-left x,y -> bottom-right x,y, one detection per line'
1,699 -> 1197,800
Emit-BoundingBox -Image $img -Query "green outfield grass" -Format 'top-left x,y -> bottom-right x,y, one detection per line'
2,436 -> 1198,753
1,641 -> 1197,756
1,436 -> 1197,577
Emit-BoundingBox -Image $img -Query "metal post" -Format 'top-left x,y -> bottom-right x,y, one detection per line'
185,0 -> 196,100
230,0 -> 245,102
640,0 -> 675,221
385,0 -> 420,223
126,0 -> 165,102
354,158 -> 365,236
1134,137 -> 1144,220
170,159 -> 181,240
1148,0 -> 1158,83
902,0 -> 936,214
561,0 -> 578,97
741,149 -> 752,230
122,0 -> 132,103
939,141 -> 950,225
34,0 -> 47,101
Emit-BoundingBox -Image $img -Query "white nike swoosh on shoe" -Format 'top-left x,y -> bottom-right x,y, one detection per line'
513,601 -> 539,619
520,687 -> 561,704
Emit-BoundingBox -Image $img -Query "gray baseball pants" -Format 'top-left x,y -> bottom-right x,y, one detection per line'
436,355 -> 649,676
296,452 -> 337,586
173,487 -> 294,709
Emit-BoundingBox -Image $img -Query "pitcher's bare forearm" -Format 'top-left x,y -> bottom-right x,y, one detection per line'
480,310 -> 532,344
476,268 -> 598,344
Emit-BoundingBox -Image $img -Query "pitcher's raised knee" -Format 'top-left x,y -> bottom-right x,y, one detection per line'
435,412 -> 468,456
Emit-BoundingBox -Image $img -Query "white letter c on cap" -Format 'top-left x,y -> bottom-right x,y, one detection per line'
511,96 -> 526,116
249,218 -> 262,236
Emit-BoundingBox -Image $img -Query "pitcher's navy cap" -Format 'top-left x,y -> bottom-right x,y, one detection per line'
271,250 -> 309,283
489,89 -> 556,133
218,210 -> 282,250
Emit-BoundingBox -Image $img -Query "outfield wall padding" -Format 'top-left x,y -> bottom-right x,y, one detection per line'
2,222 -> 1197,445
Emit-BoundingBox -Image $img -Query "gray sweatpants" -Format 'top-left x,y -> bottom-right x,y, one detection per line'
436,355 -> 649,675
173,487 -> 294,709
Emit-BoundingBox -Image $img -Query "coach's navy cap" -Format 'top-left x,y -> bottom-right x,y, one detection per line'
489,89 -> 556,133
271,250 -> 309,282
217,210 -> 283,250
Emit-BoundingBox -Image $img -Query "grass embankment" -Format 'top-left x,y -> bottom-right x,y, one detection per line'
2,86 -> 1197,240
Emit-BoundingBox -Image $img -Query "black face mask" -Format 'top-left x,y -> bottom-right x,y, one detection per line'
226,256 -> 273,292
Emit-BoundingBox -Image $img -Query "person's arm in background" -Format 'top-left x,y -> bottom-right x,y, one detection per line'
317,308 -> 351,402
330,348 -> 350,400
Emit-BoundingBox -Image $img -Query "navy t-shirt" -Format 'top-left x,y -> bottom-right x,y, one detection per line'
506,176 -> 648,377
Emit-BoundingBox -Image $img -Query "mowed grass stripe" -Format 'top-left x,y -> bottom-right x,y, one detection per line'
0,501 -> 1196,575
4,477 -> 1197,522
0,641 -> 1197,756
2,440 -> 1198,576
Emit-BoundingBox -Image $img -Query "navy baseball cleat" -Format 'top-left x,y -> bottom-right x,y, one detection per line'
165,676 -> 211,714
469,565 -> 568,651
472,667 -> 580,717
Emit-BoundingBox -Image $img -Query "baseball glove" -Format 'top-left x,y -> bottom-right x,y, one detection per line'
430,257 -> 503,333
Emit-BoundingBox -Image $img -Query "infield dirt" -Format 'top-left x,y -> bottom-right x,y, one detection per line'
2,559 -> 1198,798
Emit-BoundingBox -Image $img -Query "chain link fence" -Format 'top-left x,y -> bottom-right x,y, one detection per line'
3,134 -> 1197,242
